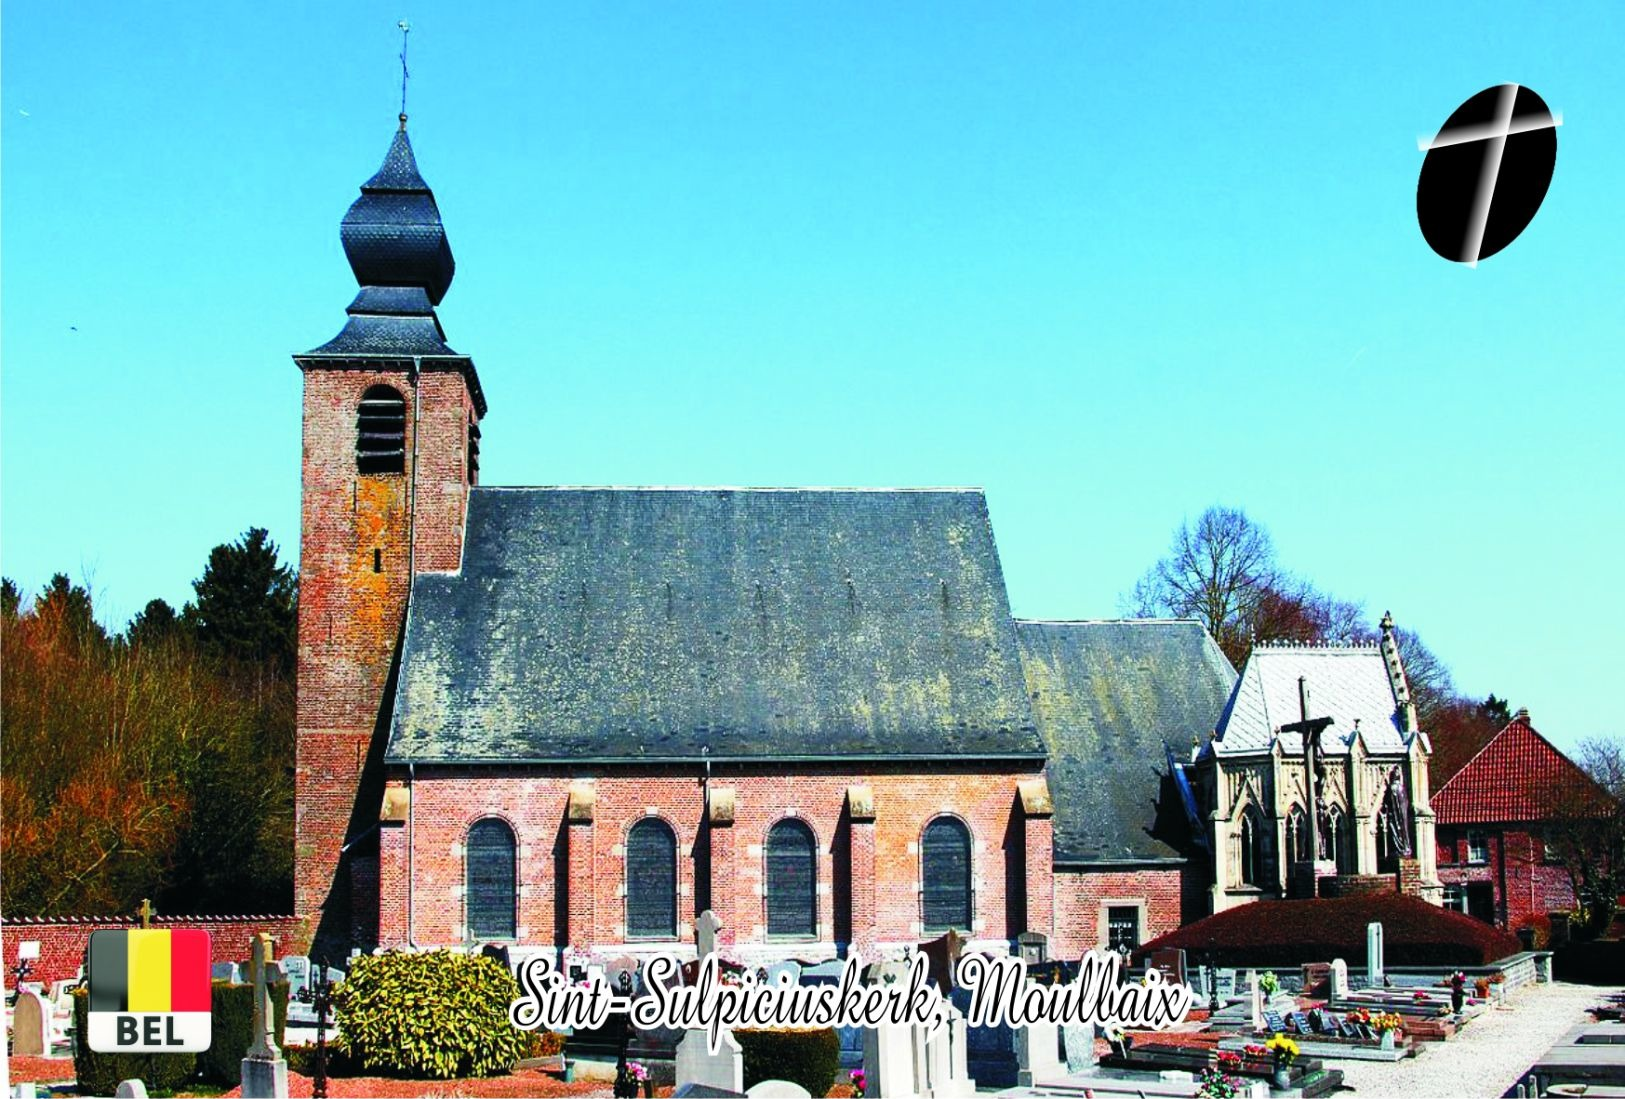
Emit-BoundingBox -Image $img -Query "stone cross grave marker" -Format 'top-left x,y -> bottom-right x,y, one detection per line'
1366,922 -> 1385,984
1016,1017 -> 1064,1087
674,910 -> 745,1093
11,989 -> 50,1056
114,1081 -> 149,1098
240,932 -> 289,1099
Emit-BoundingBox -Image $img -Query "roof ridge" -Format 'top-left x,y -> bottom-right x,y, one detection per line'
1013,617 -> 1206,626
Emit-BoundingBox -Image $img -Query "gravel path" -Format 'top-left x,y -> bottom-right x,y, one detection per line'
1335,981 -> 1608,1098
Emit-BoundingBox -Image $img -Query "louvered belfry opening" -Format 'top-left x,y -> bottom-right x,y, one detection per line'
626,818 -> 678,939
765,819 -> 817,938
921,816 -> 972,933
466,818 -> 516,940
357,384 -> 407,474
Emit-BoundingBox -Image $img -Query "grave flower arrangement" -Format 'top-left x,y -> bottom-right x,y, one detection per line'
1197,1067 -> 1245,1099
627,1061 -> 649,1084
1243,1043 -> 1270,1060
1345,1007 -> 1371,1025
1265,1033 -> 1299,1067
1215,1050 -> 1243,1071
1258,970 -> 1279,996
850,1068 -> 867,1097
1368,1011 -> 1403,1034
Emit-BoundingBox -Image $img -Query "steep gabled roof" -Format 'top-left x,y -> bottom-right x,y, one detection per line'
1433,713 -> 1612,824
1208,643 -> 1414,758
387,486 -> 1045,764
1015,619 -> 1236,865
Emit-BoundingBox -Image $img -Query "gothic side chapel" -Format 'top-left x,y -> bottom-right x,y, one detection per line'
1196,614 -> 1444,912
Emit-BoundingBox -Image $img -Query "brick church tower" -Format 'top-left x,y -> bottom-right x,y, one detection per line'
292,115 -> 487,951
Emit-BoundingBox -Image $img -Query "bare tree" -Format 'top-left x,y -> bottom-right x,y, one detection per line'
1130,506 -> 1280,664
1545,737 -> 1625,939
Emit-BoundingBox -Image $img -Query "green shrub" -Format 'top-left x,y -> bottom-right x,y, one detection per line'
735,1027 -> 840,1097
194,979 -> 291,1084
71,987 -> 197,1097
333,949 -> 527,1079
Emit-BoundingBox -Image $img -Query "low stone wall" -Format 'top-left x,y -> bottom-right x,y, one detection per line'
1318,874 -> 1399,899
3,914 -> 306,986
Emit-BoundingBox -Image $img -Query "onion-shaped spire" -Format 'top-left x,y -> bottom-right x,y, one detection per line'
339,116 -> 455,305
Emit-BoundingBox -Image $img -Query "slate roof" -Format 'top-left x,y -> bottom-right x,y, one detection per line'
386,487 -> 1046,764
1015,619 -> 1236,865
1433,713 -> 1613,824
1207,643 -> 1415,758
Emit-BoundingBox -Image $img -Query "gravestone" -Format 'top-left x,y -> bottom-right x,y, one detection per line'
1062,1023 -> 1097,1072
1214,968 -> 1238,999
114,1082 -> 148,1098
920,929 -> 966,994
240,933 -> 289,1099
675,1029 -> 745,1093
1288,1012 -> 1313,1035
1366,922 -> 1385,985
1316,1011 -> 1341,1035
606,955 -> 640,996
1148,947 -> 1187,986
1263,1010 -> 1287,1034
923,1003 -> 975,1096
1248,971 -> 1263,1031
863,1018 -> 916,1096
697,909 -> 723,959
280,956 -> 311,1001
745,1082 -> 810,1098
1016,1018 -> 1064,1086
11,989 -> 50,1056
212,961 -> 241,983
763,960 -> 802,987
1329,958 -> 1350,1000
1339,1019 -> 1361,1039
1017,931 -> 1049,965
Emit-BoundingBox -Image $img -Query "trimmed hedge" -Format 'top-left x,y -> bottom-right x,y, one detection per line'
196,979 -> 291,1084
735,1027 -> 840,1097
71,987 -> 197,1098
333,949 -> 528,1079
1135,894 -> 1522,967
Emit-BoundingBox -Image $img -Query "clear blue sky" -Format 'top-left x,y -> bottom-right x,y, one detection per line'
4,3 -> 1621,752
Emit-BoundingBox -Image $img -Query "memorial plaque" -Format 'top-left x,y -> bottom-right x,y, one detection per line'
1317,1012 -> 1341,1035
1263,1010 -> 1288,1033
1289,1012 -> 1313,1034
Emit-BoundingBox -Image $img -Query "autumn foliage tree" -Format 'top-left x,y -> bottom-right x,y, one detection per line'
1,531 -> 295,917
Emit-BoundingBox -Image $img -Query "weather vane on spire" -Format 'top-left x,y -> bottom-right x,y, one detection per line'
397,19 -> 411,126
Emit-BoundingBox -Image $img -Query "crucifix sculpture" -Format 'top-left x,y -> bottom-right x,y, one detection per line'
1278,676 -> 1334,863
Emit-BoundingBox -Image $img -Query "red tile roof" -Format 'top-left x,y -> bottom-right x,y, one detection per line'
1433,714 -> 1611,824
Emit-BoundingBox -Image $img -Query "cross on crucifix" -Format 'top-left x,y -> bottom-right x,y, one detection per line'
1279,676 -> 1335,862
137,898 -> 155,929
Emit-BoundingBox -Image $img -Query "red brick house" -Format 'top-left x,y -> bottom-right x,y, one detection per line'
292,119 -> 1229,966
1433,710 -> 1603,932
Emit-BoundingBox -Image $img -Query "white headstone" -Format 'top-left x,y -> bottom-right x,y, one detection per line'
1062,1023 -> 1098,1072
862,1018 -> 916,1097
11,989 -> 50,1056
1366,922 -> 1385,984
1248,971 -> 1264,1031
745,1082 -> 811,1098
1016,1018 -> 1065,1087
697,909 -> 724,960
1329,958 -> 1350,1000
763,960 -> 802,987
675,1028 -> 744,1093
115,1081 -> 149,1098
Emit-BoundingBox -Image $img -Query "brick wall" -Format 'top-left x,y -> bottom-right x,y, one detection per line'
294,364 -> 478,944
1318,874 -> 1399,899
376,762 -> 1048,958
1052,866 -> 1188,959
3,915 -> 305,987
1437,824 -> 1575,929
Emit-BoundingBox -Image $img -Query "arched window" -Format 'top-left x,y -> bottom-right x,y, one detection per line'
356,384 -> 406,474
466,818 -> 516,940
626,818 -> 677,939
1238,809 -> 1268,887
1327,805 -> 1352,874
1287,805 -> 1311,863
921,817 -> 972,933
765,819 -> 817,938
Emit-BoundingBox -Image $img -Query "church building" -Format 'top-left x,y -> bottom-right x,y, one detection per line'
292,119 -> 1237,965
1196,621 -> 1445,912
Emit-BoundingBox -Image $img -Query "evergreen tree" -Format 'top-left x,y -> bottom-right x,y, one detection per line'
186,528 -> 297,670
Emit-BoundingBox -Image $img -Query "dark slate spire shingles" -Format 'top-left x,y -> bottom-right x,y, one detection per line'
387,487 -> 1045,764
1015,619 -> 1236,865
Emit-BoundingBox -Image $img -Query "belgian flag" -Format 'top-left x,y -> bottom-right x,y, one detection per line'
87,928 -> 213,1052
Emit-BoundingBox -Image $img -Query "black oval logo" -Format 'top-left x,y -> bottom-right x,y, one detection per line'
1417,84 -> 1558,266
